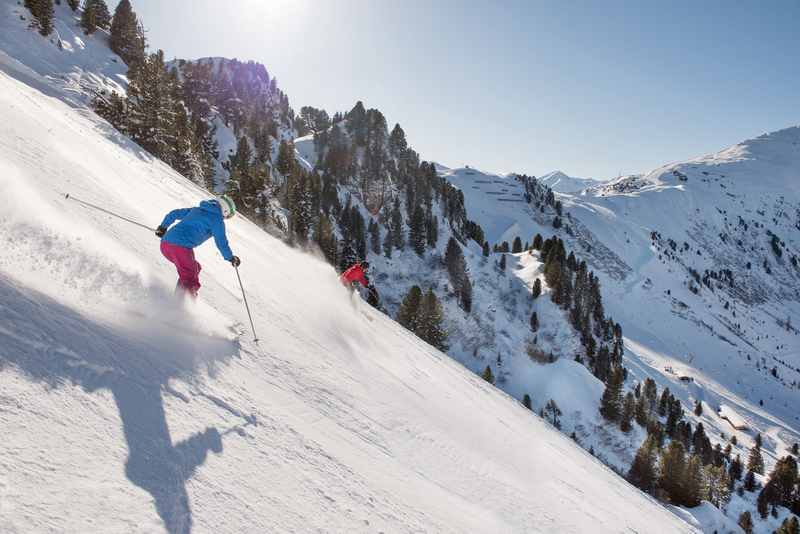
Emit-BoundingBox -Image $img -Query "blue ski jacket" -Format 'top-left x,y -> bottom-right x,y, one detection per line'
160,200 -> 233,261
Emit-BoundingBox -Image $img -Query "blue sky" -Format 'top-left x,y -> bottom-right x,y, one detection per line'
115,0 -> 800,179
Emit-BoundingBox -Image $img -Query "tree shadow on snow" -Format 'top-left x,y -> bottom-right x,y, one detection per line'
0,274 -> 239,534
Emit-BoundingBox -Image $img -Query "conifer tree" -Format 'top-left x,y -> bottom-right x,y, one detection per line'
481,365 -> 494,384
532,233 -> 543,250
682,456 -> 705,506
775,516 -> 800,534
444,237 -> 472,312
397,286 -> 422,332
482,241 -> 490,257
737,511 -> 753,534
512,236 -> 522,253
390,198 -> 405,250
523,394 -> 532,410
531,278 -> 542,300
530,311 -> 539,332
499,253 -> 506,271
382,228 -> 393,258
110,0 -> 145,65
620,392 -> 635,432
767,455 -> 798,505
757,487 -> 769,518
369,219 -> 381,255
544,399 -> 562,429
658,388 -> 670,416
634,393 -> 649,426
426,214 -> 438,248
659,440 -> 687,504
728,454 -> 743,481
747,445 -> 765,475
776,517 -> 800,534
628,435 -> 658,494
276,139 -> 295,177
694,400 -> 703,416
409,205 -> 426,256
67,0 -> 79,10
743,469 -> 757,492
755,433 -> 763,449
703,464 -> 731,507
599,367 -> 624,422
25,0 -> 55,36
81,0 -> 110,34
416,288 -> 448,350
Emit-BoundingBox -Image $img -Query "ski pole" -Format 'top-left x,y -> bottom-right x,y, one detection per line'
64,193 -> 156,232
234,266 -> 259,343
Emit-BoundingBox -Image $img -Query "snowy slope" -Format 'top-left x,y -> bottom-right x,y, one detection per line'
443,166 -> 535,245
538,170 -> 606,193
445,131 -> 800,530
563,128 -> 800,436
0,1 -> 127,104
0,27 -> 696,534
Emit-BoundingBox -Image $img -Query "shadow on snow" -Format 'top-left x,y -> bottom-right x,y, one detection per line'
0,274 -> 239,534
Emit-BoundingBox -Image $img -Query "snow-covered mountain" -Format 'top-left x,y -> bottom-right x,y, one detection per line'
0,2 -> 699,533
538,170 -> 606,193
446,130 -> 800,531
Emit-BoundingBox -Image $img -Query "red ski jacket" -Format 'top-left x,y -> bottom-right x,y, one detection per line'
340,263 -> 369,288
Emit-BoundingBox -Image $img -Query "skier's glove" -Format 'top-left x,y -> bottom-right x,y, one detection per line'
155,226 -> 167,238
230,256 -> 241,268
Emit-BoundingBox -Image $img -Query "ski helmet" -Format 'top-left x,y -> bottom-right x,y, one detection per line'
217,195 -> 236,219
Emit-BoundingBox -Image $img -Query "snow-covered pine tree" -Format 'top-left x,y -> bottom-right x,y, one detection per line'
620,392 -> 635,432
276,139 -> 295,177
544,399 -> 562,428
747,444 -> 765,475
409,205 -> 426,256
24,0 -> 54,36
659,440 -> 687,504
628,435 -> 658,494
369,219 -> 381,255
416,288 -> 447,350
444,237 -> 472,312
599,367 -> 624,422
425,213 -> 438,248
397,286 -> 422,332
390,198 -> 405,250
81,0 -> 111,34
110,0 -> 145,66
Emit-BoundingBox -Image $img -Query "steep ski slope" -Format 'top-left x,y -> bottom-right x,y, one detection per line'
0,67 -> 696,534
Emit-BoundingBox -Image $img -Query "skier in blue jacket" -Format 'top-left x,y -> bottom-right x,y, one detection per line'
156,195 -> 240,297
